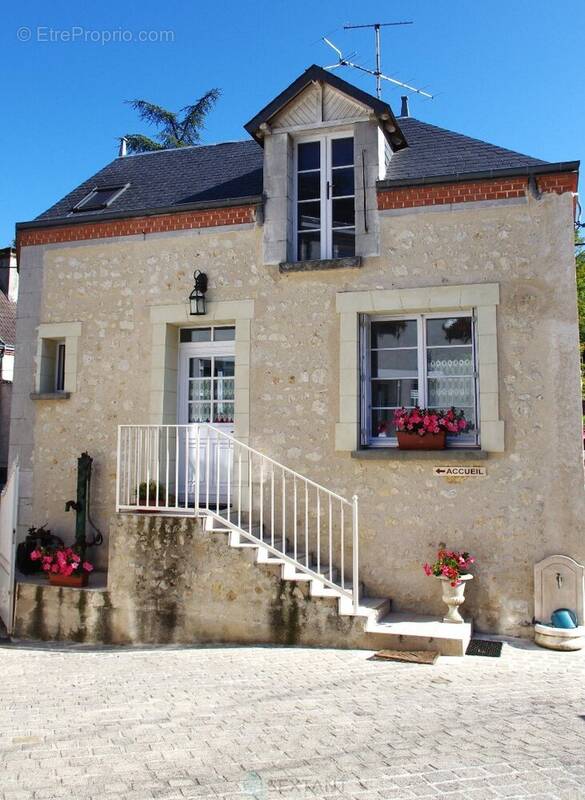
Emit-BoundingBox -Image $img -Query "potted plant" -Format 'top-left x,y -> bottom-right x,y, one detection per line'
137,481 -> 176,509
423,548 -> 475,623
30,544 -> 94,588
16,525 -> 64,575
393,407 -> 472,450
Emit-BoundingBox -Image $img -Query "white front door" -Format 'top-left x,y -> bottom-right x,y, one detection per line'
178,328 -> 235,506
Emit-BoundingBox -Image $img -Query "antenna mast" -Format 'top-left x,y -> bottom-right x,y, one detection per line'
322,21 -> 433,100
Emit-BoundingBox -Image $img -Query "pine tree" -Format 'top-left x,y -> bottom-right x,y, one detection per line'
123,89 -> 220,153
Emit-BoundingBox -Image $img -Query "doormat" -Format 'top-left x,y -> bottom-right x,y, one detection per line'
369,649 -> 439,665
466,639 -> 503,657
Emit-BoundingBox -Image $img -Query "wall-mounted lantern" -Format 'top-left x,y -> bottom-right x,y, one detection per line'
189,270 -> 208,316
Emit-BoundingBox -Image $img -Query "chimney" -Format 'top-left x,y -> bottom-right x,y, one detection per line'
400,95 -> 410,118
118,137 -> 128,157
0,247 -> 18,303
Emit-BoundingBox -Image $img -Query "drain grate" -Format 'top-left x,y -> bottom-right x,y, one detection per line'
466,639 -> 503,657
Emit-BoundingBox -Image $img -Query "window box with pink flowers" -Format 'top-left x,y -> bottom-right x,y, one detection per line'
393,407 -> 473,450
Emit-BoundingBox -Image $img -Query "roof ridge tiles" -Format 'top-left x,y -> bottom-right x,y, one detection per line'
116,138 -> 256,159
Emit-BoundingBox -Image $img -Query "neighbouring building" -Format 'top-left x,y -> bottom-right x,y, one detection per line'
0,247 -> 17,484
8,66 -> 584,652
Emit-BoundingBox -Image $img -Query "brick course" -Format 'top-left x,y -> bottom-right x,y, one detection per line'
17,204 -> 256,248
535,172 -> 578,194
16,173 -> 577,248
377,173 -> 577,211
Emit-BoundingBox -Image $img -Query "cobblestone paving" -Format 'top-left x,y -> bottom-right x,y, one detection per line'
1,638 -> 585,799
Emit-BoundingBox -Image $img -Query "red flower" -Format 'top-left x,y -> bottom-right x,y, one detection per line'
423,548 -> 475,585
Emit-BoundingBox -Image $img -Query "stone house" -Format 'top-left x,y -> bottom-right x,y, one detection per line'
8,65 -> 584,652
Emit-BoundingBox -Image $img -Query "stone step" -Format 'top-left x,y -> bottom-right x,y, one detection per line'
364,611 -> 473,657
336,595 -> 390,622
214,524 -> 345,583
205,512 -> 446,651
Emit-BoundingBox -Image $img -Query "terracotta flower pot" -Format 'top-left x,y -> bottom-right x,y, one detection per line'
397,430 -> 446,450
48,572 -> 88,588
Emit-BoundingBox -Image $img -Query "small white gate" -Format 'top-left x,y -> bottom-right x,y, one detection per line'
0,463 -> 19,635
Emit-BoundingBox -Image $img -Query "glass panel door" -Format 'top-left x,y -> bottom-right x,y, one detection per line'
295,134 -> 354,261
297,141 -> 321,261
329,137 -> 355,258
178,334 -> 235,506
187,355 -> 234,424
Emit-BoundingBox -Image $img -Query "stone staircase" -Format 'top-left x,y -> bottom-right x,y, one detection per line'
204,512 -> 472,656
115,425 -> 472,655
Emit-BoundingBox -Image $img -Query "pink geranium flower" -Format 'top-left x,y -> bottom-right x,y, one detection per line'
29,542 -> 94,577
423,548 -> 475,584
394,407 -> 472,438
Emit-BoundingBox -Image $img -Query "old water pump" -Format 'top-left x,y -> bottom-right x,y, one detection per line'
65,452 -> 103,555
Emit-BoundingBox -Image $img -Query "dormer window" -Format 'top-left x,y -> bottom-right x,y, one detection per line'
295,134 -> 355,261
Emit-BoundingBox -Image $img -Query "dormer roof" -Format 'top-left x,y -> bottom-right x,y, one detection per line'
244,64 -> 407,151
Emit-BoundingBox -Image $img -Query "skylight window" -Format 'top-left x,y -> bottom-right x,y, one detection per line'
72,184 -> 129,213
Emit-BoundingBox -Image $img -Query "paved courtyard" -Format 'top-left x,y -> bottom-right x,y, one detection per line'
1,638 -> 585,800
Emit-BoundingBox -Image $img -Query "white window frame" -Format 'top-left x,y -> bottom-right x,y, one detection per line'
360,312 -> 480,448
334,284 -> 505,453
293,131 -> 355,261
34,322 -> 82,396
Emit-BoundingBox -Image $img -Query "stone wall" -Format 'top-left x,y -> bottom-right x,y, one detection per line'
11,190 -> 585,636
13,514 -> 370,648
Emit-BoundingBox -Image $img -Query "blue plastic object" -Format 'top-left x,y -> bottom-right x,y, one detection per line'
551,608 -> 578,629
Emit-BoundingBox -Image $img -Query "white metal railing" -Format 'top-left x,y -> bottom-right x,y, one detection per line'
116,424 -> 360,610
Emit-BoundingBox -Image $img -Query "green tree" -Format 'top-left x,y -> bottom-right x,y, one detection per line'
577,233 -> 585,359
123,89 -> 221,153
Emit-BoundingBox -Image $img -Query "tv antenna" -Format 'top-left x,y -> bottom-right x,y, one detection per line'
323,21 -> 433,100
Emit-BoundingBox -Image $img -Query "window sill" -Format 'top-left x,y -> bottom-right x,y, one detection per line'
30,392 -> 71,401
351,448 -> 489,461
279,256 -> 362,273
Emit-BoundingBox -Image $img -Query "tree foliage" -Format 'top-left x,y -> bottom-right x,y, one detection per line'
576,231 -> 585,370
124,89 -> 221,153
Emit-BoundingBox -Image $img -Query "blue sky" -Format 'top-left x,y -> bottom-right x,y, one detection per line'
1,0 -> 583,245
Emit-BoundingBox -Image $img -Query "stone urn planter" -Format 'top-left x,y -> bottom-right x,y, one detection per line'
439,574 -> 473,623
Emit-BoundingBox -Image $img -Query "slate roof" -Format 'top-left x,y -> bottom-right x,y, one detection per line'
383,117 -> 548,184
0,292 -> 16,347
27,108 -> 575,227
36,139 -> 264,221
